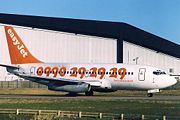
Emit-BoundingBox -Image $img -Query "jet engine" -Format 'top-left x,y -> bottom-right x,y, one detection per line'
48,83 -> 91,93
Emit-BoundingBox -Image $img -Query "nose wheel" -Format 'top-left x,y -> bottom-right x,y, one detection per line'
147,93 -> 153,97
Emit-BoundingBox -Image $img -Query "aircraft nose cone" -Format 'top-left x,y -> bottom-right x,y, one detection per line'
171,77 -> 177,86
168,76 -> 177,87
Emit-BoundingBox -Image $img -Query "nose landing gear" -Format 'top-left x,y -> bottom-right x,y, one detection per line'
147,89 -> 160,97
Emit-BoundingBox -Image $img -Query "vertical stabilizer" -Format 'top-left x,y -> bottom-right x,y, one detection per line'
4,26 -> 42,64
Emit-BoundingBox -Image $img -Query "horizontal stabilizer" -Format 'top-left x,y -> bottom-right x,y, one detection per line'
0,64 -> 19,69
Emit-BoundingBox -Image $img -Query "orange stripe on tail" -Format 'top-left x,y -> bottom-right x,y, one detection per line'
4,26 -> 42,64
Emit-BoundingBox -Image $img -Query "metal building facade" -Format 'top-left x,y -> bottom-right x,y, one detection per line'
0,25 -> 117,80
123,41 -> 180,75
11,26 -> 117,63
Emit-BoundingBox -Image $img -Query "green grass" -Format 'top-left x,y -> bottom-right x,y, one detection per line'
0,97 -> 179,116
0,88 -> 179,119
0,88 -> 179,96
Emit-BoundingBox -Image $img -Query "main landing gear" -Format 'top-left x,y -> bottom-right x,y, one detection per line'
67,92 -> 77,96
147,93 -> 153,97
85,90 -> 94,96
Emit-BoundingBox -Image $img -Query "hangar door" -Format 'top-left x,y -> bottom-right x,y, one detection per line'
0,26 -> 118,79
19,28 -> 117,63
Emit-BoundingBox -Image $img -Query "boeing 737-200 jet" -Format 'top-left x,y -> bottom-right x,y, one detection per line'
0,26 -> 177,97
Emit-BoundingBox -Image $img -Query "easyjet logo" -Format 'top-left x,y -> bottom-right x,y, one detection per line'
7,28 -> 28,58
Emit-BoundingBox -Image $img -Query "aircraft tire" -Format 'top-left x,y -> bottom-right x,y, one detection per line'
68,92 -> 77,96
85,90 -> 94,96
147,93 -> 153,97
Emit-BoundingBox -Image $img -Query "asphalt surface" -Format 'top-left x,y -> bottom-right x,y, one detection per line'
0,94 -> 179,101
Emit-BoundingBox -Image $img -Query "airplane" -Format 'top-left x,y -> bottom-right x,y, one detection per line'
0,26 -> 177,97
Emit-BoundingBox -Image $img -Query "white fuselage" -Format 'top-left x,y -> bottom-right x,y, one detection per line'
9,63 -> 177,92
2,26 -> 177,96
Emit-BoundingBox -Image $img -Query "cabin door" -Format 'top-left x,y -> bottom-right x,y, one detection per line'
138,68 -> 146,81
30,67 -> 36,75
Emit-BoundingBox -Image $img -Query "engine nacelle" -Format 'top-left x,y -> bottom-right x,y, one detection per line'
48,83 -> 91,93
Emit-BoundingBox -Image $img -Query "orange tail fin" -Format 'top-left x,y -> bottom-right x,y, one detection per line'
4,26 -> 42,64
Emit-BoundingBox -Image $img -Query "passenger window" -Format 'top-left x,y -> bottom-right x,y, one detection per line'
153,71 -> 159,75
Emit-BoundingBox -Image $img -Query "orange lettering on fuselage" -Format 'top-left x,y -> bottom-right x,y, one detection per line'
36,66 -> 127,80
78,67 -> 86,79
70,67 -> 78,77
90,67 -> 97,78
109,67 -> 117,78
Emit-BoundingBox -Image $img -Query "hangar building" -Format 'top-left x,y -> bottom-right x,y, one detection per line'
0,13 -> 180,80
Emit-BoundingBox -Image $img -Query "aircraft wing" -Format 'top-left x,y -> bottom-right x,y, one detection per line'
0,64 -> 102,87
0,64 -> 19,69
19,74 -> 102,87
21,74 -> 79,84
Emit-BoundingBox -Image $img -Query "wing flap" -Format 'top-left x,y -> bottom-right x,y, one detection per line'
20,74 -> 102,87
20,74 -> 79,84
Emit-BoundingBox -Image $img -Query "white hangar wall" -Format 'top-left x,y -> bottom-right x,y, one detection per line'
123,41 -> 180,74
0,25 -> 117,80
0,24 -> 180,80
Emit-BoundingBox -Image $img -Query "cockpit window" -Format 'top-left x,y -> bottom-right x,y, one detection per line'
153,70 -> 166,75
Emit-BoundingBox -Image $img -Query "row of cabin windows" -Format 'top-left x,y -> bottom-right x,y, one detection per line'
37,71 -> 134,75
